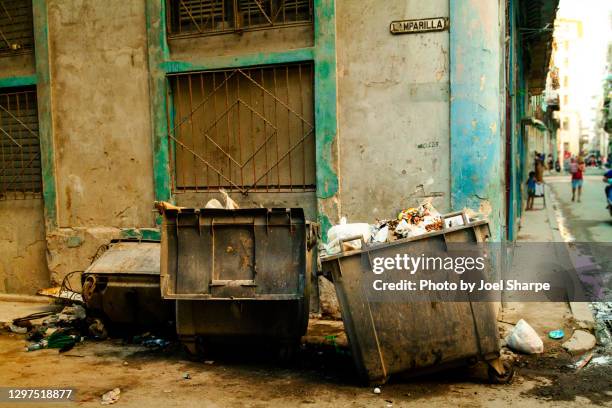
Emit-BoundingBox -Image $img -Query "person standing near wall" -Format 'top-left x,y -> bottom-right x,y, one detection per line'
526,171 -> 537,210
571,158 -> 585,202
535,152 -> 545,182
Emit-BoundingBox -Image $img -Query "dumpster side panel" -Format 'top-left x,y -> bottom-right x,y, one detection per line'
162,208 -> 313,344
176,299 -> 308,341
161,208 -> 307,300
323,221 -> 500,384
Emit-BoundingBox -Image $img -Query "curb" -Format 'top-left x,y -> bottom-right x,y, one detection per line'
0,293 -> 53,304
543,180 -> 596,330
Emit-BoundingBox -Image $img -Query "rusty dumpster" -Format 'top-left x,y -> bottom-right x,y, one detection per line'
320,213 -> 512,385
160,207 -> 317,355
82,240 -> 174,332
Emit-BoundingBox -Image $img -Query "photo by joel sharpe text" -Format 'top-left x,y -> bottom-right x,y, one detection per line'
371,278 -> 551,293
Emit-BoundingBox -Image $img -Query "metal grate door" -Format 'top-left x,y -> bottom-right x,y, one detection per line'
0,87 -> 41,200
168,63 -> 315,195
0,0 -> 34,56
167,0 -> 312,36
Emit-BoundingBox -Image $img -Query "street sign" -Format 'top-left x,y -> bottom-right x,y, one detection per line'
390,17 -> 448,35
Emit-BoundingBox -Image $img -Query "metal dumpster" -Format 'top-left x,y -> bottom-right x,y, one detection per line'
82,240 -> 174,332
159,207 -> 317,355
320,213 -> 512,385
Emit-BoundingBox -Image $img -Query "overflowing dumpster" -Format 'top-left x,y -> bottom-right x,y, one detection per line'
159,206 -> 317,355
320,213 -> 512,385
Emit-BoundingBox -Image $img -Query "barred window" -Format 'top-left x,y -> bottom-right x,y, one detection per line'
168,63 -> 315,194
0,0 -> 34,56
167,0 -> 313,37
0,87 -> 41,200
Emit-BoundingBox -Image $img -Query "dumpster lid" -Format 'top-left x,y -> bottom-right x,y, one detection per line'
85,241 -> 160,275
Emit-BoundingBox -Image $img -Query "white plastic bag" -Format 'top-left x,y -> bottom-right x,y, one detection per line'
535,183 -> 544,196
372,225 -> 389,243
205,199 -> 224,209
505,319 -> 543,354
325,217 -> 371,254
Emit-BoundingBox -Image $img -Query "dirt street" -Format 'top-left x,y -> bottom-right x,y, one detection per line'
1,323 -> 610,408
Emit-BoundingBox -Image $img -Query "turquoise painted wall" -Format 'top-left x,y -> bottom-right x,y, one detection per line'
450,0 -> 504,241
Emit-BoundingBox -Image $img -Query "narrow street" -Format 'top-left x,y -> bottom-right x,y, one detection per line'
546,170 -> 612,243
547,170 -> 612,303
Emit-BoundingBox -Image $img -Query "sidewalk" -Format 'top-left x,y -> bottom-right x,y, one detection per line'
500,185 -> 574,346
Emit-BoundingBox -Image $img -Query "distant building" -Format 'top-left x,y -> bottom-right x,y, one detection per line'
600,12 -> 612,161
552,18 -> 584,159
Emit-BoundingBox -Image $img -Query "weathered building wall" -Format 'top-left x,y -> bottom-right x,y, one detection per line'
0,50 -> 44,294
335,0 -> 450,222
45,0 -> 155,282
0,198 -> 49,294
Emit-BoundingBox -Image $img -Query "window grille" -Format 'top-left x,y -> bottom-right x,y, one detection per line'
167,0 -> 313,36
0,87 -> 41,200
0,0 -> 34,56
168,63 -> 315,194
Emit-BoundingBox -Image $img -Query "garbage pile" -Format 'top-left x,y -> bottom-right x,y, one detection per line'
4,304 -> 100,353
323,202 -> 466,256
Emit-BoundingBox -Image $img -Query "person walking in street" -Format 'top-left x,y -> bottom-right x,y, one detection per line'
571,158 -> 585,202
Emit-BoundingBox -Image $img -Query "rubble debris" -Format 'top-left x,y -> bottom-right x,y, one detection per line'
505,319 -> 543,354
26,330 -> 80,353
37,286 -> 83,303
318,276 -> 342,320
133,333 -> 171,349
101,388 -> 121,405
589,355 -> 612,366
573,352 -> 593,371
43,305 -> 86,326
8,302 -> 92,354
26,326 -> 49,342
88,318 -> 108,340
12,310 -> 57,327
548,329 -> 565,340
589,302 -> 612,347
320,202 -> 460,256
8,324 -> 27,334
562,330 -> 596,355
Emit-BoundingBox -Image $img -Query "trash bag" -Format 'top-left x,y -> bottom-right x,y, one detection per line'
324,217 -> 371,255
505,319 -> 543,354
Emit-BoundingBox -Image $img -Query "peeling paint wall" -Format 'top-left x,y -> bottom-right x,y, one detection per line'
336,0 -> 450,222
0,199 -> 49,294
449,0 -> 505,241
44,0 -> 155,283
0,51 -> 45,294
47,0 -> 154,228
